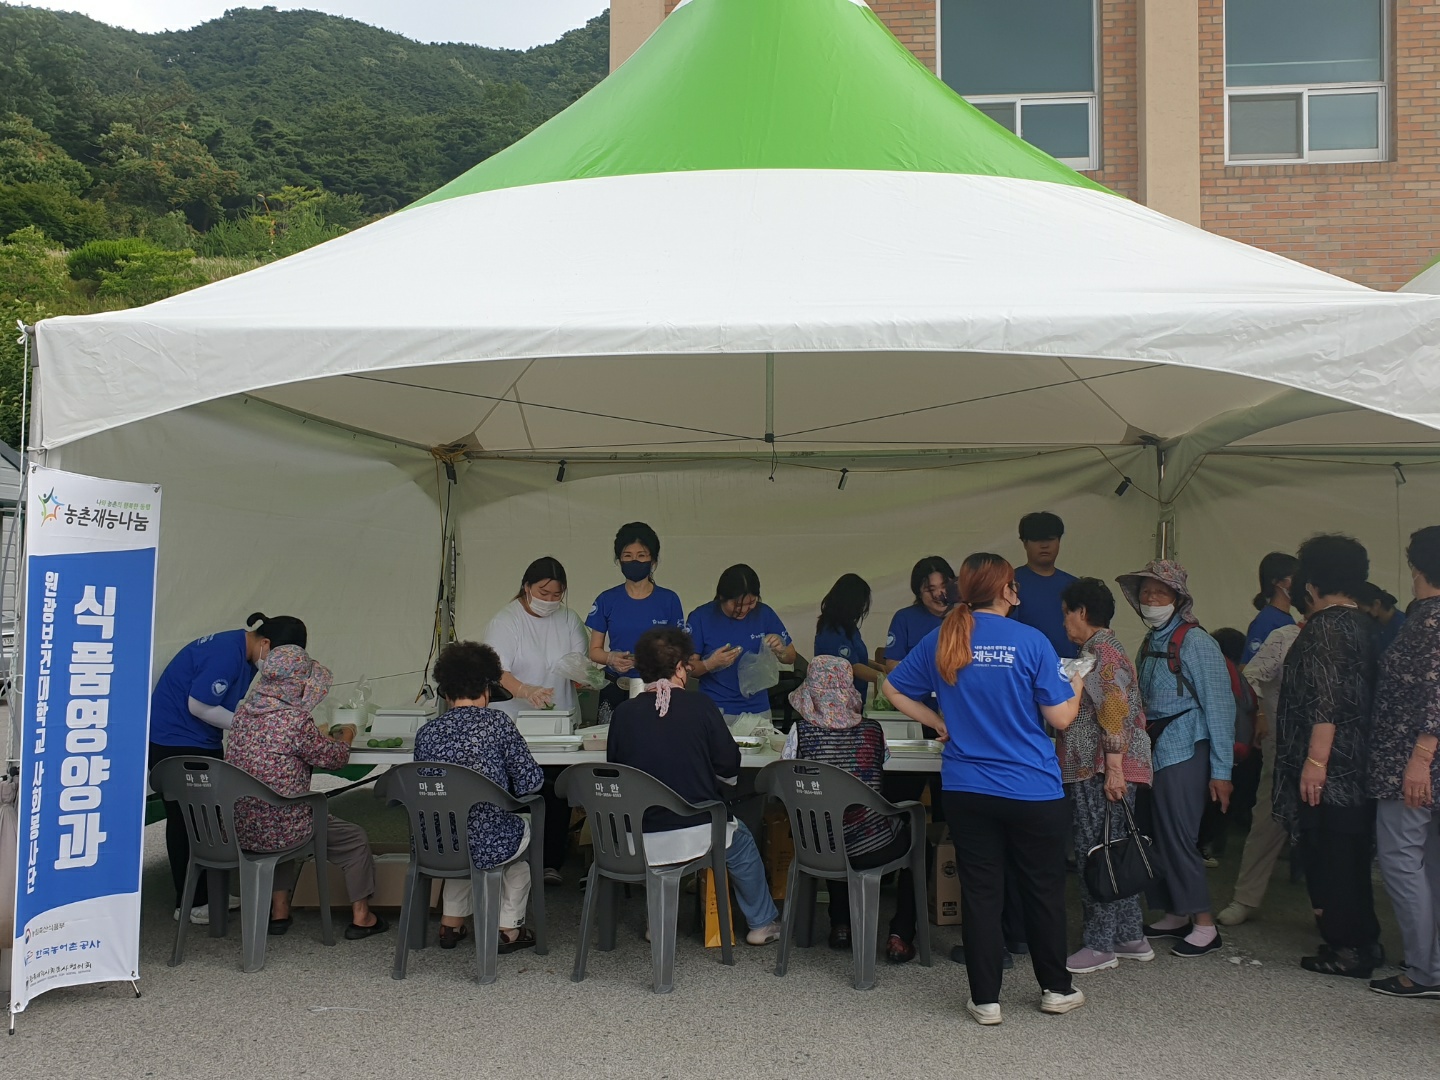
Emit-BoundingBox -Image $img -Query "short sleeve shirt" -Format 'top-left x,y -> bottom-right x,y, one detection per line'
814,625 -> 869,694
884,605 -> 944,664
1011,565 -> 1079,659
687,601 -> 791,715
1244,605 -> 1296,664
484,600 -> 590,721
585,584 -> 686,676
149,629 -> 255,749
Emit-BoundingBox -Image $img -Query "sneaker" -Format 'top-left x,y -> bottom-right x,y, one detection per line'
1066,947 -> 1118,974
1216,902 -> 1255,927
966,1000 -> 1002,1026
886,934 -> 917,964
1172,932 -> 1223,958
950,944 -> 1014,970
746,920 -> 782,946
174,905 -> 210,926
1039,988 -> 1086,1014
828,924 -> 851,951
1143,920 -> 1192,940
543,868 -> 563,887
1369,975 -> 1440,999
1113,939 -> 1155,962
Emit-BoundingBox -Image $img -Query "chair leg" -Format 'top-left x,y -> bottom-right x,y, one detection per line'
391,865 -> 423,981
849,870 -> 882,991
646,867 -> 684,994
572,864 -> 601,983
596,875 -> 618,953
911,851 -> 932,968
710,859 -> 734,967
309,850 -> 335,947
207,868 -> 229,939
238,857 -> 277,974
170,860 -> 202,967
775,860 -> 802,977
528,840 -> 548,957
475,868 -> 502,985
794,873 -> 818,949
408,873 -> 430,951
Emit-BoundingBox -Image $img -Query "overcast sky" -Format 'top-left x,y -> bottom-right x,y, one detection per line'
26,1 -> 610,49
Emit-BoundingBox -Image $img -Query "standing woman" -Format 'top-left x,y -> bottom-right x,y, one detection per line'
148,612 -> 306,924
586,522 -> 686,724
485,556 -> 589,886
1057,578 -> 1155,974
1275,534 -> 1382,978
885,553 -> 1085,1026
686,564 -> 796,730
1244,552 -> 1298,664
877,556 -> 953,674
814,573 -> 887,699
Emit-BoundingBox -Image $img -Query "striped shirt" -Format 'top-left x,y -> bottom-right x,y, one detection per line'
794,720 -> 899,857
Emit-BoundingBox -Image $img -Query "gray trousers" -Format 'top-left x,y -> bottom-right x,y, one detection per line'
1071,776 -> 1145,951
274,816 -> 377,903
1376,799 -> 1440,986
1145,743 -> 1213,917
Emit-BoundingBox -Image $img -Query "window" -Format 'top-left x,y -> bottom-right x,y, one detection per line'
1225,0 -> 1386,164
939,1 -> 1098,171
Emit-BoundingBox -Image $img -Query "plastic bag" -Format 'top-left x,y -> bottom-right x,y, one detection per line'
345,674 -> 373,710
553,652 -> 607,691
737,648 -> 781,698
1060,655 -> 1097,681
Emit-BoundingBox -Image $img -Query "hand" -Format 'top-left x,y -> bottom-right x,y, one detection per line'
763,634 -> 787,657
523,685 -> 555,709
608,651 -> 635,674
930,717 -> 950,744
1403,757 -> 1433,809
1299,760 -> 1326,807
705,645 -> 741,671
1104,770 -> 1128,803
1209,778 -> 1233,813
331,724 -> 357,745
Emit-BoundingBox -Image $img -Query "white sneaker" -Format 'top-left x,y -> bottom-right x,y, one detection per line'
1216,901 -> 1254,926
1040,988 -> 1087,1014
745,920 -> 781,946
173,905 -> 210,925
966,1000 -> 1002,1026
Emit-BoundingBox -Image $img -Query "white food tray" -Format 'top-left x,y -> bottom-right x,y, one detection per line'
732,736 -> 767,755
524,734 -> 582,753
887,739 -> 943,756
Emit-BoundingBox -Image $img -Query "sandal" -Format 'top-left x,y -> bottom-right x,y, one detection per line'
438,924 -> 469,950
497,927 -> 536,954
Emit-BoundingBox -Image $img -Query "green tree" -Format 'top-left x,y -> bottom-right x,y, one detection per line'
95,121 -> 239,227
0,182 -> 108,247
0,112 -> 92,194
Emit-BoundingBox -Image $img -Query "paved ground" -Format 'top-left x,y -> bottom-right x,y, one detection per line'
5,785 -> 1437,1080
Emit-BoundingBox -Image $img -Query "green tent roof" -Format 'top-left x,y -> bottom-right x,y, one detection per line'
413,0 -> 1108,207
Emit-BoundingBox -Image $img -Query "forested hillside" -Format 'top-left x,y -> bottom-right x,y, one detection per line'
0,3 -> 610,447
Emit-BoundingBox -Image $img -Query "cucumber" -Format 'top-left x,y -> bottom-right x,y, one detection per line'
366,737 -> 404,749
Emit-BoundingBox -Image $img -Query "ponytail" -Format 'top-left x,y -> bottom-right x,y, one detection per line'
935,603 -> 975,685
933,552 -> 1015,684
1251,592 -> 1267,612
247,611 -> 308,650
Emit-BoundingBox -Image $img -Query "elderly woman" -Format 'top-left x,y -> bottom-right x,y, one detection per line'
227,645 -> 387,940
1116,560 -> 1234,959
1367,526 -> 1440,998
1058,578 -> 1155,974
413,641 -> 543,953
1275,534 -> 1381,979
782,655 -> 919,963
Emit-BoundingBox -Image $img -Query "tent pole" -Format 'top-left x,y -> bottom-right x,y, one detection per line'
1151,438 -> 1174,561
764,352 -> 775,439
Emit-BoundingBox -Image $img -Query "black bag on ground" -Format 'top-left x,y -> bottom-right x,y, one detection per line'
1083,796 -> 1163,903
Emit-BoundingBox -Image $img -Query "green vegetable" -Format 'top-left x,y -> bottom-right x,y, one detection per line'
366,737 -> 404,748
543,703 -> 556,710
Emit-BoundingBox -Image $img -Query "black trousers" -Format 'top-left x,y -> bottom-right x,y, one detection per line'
540,767 -> 573,871
942,790 -> 1073,1005
1298,802 -> 1381,950
826,828 -> 919,942
148,741 -> 223,908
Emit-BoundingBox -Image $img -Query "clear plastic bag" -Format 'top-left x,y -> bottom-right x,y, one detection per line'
552,652 -> 607,691
737,648 -> 781,698
1060,655 -> 1097,681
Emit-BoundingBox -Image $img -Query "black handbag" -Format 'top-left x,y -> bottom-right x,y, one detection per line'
1082,795 -> 1162,903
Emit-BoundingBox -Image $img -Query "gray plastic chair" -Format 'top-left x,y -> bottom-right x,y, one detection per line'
557,762 -> 734,993
148,756 -> 335,973
377,761 -> 548,984
756,759 -> 931,990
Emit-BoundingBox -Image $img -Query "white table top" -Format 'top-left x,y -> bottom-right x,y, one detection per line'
346,745 -> 943,773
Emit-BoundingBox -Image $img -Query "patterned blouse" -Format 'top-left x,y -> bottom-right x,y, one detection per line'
412,706 -> 544,870
228,706 -> 350,853
1059,628 -> 1153,786
1273,605 -> 1377,837
793,720 -> 899,857
1367,596 -> 1440,801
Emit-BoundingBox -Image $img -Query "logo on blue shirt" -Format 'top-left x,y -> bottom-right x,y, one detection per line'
211,679 -> 229,697
886,633 -> 896,648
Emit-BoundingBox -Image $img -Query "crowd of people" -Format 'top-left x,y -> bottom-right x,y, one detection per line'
145,514 -> 1440,1024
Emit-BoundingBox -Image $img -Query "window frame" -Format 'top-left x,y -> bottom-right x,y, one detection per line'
1222,1 -> 1389,166
935,0 -> 1102,173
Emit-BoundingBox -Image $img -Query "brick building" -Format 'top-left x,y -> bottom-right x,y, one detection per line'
611,0 -> 1437,289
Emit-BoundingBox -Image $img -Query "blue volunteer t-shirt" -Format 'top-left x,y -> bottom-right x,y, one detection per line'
1011,565 -> 1079,659
586,584 -> 686,676
884,605 -> 944,664
687,601 -> 791,716
887,613 -> 1073,801
1243,605 -> 1295,664
149,629 -> 256,750
813,625 -> 869,694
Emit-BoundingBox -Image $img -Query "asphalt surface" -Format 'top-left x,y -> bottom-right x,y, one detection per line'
5,787 -> 1437,1080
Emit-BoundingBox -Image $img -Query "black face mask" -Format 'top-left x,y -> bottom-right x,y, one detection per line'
621,561 -> 653,583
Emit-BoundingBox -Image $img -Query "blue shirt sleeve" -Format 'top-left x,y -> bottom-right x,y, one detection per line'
1027,636 -> 1074,707
763,606 -> 791,645
814,628 -> 848,659
584,591 -> 609,635
687,606 -> 710,656
666,591 -> 686,630
885,609 -> 910,662
188,645 -> 248,708
886,635 -> 936,701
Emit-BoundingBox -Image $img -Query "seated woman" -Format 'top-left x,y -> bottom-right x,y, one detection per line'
227,645 -> 387,940
608,627 -> 782,945
413,641 -> 544,953
783,655 -> 920,963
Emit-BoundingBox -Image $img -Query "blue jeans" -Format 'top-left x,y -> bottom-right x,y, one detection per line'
726,820 -> 779,930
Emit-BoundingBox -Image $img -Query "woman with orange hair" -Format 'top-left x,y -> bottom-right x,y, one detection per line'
885,554 -> 1084,1026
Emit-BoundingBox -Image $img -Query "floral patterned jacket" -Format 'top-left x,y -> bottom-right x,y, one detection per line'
1367,595 -> 1440,800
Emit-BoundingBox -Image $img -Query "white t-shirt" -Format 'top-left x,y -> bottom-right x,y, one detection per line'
484,599 -> 589,721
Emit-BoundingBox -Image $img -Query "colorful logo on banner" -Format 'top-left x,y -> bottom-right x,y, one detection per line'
10,467 -> 160,1019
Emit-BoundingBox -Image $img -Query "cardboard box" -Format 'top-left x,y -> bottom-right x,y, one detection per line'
763,807 -> 795,900
291,843 -> 441,911
929,839 -> 962,925
699,868 -> 735,949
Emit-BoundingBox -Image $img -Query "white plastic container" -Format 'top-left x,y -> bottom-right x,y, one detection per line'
516,707 -> 578,737
370,707 -> 434,739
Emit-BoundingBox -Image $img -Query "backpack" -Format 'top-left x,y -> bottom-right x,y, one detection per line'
1138,622 -> 1200,747
1225,657 -> 1259,762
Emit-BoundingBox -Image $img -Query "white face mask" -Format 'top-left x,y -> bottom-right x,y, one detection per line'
528,595 -> 563,617
1140,603 -> 1175,629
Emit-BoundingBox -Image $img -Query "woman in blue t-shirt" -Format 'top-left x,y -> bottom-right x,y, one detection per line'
686,564 -> 796,728
885,554 -> 1083,1026
813,573 -> 886,699
1243,552 -> 1298,664
877,555 -> 954,673
585,522 -> 686,723
148,611 -> 307,924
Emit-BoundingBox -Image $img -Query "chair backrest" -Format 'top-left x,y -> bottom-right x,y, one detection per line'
756,760 -> 882,875
556,763 -> 713,878
378,761 -> 521,876
148,756 -> 292,865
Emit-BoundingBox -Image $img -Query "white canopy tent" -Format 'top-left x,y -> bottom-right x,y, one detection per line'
16,0 -> 1440,729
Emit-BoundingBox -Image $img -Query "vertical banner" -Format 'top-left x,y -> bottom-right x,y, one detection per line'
10,466 -> 160,1018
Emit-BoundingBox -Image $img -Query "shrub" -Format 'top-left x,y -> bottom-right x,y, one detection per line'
66,237 -> 161,283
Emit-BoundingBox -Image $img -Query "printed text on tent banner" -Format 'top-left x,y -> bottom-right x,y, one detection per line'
10,466 -> 160,1016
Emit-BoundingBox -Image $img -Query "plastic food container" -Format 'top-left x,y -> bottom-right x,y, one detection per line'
732,735 -> 766,755
581,726 -> 609,752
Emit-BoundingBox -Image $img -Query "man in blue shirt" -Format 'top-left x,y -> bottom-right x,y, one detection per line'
1012,512 -> 1079,659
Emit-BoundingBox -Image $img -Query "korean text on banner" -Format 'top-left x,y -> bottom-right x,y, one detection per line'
10,466 -> 161,1018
